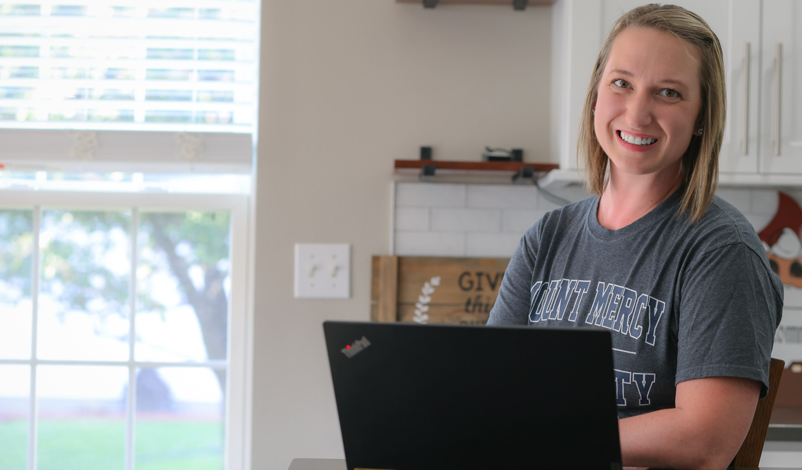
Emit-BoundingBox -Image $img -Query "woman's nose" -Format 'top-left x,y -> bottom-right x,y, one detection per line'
625,92 -> 653,129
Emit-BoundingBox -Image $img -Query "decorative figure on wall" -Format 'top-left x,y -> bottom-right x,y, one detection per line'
176,132 -> 204,163
759,192 -> 802,289
69,130 -> 99,161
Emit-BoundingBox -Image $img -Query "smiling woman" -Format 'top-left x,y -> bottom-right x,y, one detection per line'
578,5 -> 727,225
488,4 -> 783,470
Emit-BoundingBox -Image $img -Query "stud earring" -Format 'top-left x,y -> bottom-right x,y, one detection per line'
697,127 -> 704,135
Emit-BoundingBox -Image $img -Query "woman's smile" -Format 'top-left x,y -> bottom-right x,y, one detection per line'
617,130 -> 658,151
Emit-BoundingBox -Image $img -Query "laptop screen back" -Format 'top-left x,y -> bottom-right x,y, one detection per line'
324,321 -> 622,470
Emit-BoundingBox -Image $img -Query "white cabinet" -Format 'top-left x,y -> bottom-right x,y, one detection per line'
549,0 -> 602,172
716,0 -> 761,174
550,0 -> 801,179
761,0 -> 802,174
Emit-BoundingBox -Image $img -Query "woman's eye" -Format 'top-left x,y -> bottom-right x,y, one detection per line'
659,88 -> 681,99
613,79 -> 631,89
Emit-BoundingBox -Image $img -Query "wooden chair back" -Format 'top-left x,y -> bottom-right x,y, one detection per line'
732,358 -> 785,467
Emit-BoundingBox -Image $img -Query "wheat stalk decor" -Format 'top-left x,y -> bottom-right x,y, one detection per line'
412,276 -> 441,324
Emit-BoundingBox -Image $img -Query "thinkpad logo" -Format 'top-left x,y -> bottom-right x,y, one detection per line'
341,336 -> 371,358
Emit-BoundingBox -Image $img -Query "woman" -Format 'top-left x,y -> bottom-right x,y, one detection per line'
488,4 -> 783,469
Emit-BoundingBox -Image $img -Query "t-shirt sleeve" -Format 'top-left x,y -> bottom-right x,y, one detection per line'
676,242 -> 783,398
487,223 -> 540,326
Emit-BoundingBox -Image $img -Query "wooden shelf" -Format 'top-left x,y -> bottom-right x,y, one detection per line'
394,159 -> 559,184
396,159 -> 557,172
396,0 -> 555,6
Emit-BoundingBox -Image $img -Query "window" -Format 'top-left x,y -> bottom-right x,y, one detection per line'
0,0 -> 258,132
0,2 -> 258,469
0,188 -> 250,470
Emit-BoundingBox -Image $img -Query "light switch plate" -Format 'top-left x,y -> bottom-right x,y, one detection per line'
294,243 -> 350,299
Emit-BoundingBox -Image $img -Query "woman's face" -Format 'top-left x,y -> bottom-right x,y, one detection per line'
594,27 -> 702,182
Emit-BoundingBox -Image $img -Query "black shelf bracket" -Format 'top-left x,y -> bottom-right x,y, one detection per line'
512,166 -> 534,184
419,0 -> 529,10
420,146 -> 432,160
420,164 -> 437,180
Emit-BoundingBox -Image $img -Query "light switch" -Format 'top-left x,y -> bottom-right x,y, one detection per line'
294,243 -> 350,299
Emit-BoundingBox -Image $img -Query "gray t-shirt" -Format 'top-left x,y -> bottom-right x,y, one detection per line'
488,192 -> 783,418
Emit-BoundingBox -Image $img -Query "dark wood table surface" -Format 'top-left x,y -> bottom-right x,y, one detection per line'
287,459 -> 346,470
287,407 -> 802,469
287,458 -> 802,470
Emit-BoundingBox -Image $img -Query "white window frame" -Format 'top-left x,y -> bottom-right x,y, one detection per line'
0,189 -> 252,470
0,129 -> 253,174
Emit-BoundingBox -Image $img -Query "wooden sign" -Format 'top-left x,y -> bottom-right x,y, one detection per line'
371,256 -> 510,325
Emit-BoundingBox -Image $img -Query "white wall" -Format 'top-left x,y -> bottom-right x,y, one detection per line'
253,1 -> 553,469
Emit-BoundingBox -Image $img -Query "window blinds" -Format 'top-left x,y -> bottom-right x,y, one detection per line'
0,0 -> 259,133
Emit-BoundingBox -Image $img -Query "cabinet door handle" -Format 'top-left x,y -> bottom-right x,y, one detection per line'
774,43 -> 782,156
743,42 -> 750,155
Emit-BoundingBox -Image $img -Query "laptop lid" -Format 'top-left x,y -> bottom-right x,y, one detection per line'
323,321 -> 622,470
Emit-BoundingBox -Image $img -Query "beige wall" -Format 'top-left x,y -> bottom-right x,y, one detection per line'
253,1 -> 552,468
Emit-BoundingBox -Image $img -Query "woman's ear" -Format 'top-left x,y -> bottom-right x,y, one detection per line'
693,115 -> 704,136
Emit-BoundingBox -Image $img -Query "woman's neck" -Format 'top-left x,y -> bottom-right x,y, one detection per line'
597,167 -> 683,231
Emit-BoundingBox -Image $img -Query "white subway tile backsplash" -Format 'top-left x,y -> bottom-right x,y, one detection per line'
466,233 -> 522,258
396,182 -> 466,207
431,208 -> 501,232
395,207 -> 430,231
547,185 -> 593,204
393,183 -> 790,260
750,189 -> 780,214
467,185 -> 539,209
536,193 -> 565,212
395,232 -> 466,257
502,209 -> 546,234
536,185 -> 590,211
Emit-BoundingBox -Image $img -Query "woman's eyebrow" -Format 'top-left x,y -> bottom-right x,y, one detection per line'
656,78 -> 688,88
607,68 -> 634,77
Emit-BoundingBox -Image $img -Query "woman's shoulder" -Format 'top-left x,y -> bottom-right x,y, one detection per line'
689,195 -> 766,255
685,195 -> 784,303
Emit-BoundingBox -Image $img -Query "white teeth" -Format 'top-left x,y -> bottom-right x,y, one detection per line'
620,131 -> 656,146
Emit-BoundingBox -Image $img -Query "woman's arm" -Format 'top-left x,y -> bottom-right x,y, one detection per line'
619,376 -> 761,469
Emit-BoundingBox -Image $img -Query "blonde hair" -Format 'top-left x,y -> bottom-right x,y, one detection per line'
577,3 -> 725,222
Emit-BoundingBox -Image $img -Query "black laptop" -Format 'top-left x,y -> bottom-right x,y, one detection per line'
323,321 -> 622,470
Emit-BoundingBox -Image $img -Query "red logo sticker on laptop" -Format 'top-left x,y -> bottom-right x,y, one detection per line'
341,336 -> 371,358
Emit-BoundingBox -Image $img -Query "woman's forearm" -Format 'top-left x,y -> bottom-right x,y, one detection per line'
618,377 -> 760,469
